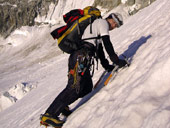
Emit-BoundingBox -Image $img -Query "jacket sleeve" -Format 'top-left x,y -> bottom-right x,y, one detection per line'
101,35 -> 119,64
97,43 -> 110,69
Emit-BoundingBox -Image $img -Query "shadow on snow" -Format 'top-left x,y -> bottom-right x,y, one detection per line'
121,35 -> 152,62
71,34 -> 152,112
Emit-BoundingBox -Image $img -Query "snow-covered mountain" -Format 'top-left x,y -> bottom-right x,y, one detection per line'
0,0 -> 156,38
0,0 -> 170,127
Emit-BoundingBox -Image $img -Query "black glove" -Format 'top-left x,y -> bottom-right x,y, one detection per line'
117,59 -> 127,68
110,54 -> 119,64
101,59 -> 114,72
106,64 -> 114,72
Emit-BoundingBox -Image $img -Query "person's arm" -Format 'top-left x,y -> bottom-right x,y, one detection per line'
97,43 -> 114,71
101,35 -> 119,64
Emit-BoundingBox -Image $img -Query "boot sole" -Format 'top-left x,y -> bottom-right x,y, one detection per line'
40,120 -> 63,128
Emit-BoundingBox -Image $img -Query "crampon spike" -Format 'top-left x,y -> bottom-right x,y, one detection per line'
40,121 -> 49,128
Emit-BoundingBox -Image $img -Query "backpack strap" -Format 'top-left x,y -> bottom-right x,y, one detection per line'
82,35 -> 101,41
81,35 -> 101,71
90,17 -> 92,34
76,19 -> 81,41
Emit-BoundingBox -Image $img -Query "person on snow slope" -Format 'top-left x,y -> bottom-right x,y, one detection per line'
40,12 -> 127,127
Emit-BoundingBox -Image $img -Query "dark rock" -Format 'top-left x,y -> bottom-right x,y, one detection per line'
0,0 -> 58,38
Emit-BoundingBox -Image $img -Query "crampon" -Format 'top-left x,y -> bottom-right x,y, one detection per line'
40,120 -> 62,128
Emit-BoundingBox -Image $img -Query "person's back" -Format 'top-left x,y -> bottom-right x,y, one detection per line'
82,18 -> 110,46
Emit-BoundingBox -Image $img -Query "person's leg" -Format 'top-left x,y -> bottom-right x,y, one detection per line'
79,70 -> 93,98
40,51 -> 81,127
45,51 -> 80,117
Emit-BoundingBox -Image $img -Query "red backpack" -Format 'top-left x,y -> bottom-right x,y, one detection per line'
51,9 -> 84,39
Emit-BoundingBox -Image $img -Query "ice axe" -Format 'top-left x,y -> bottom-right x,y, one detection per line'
122,54 -> 130,67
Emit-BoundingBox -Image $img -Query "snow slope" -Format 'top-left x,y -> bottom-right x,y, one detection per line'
0,0 -> 170,127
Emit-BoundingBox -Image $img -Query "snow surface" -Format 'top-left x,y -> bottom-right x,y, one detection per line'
0,0 -> 170,127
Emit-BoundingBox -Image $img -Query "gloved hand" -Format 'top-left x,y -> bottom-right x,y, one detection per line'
110,53 -> 119,64
110,54 -> 127,68
105,64 -> 114,72
117,59 -> 127,68
101,59 -> 114,72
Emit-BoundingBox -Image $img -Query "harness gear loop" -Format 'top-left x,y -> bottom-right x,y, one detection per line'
69,59 -> 80,94
68,49 -> 95,94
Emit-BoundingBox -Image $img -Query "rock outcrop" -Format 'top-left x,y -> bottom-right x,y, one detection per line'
0,0 -> 58,38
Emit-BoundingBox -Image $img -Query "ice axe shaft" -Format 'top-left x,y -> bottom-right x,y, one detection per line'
122,54 -> 130,66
